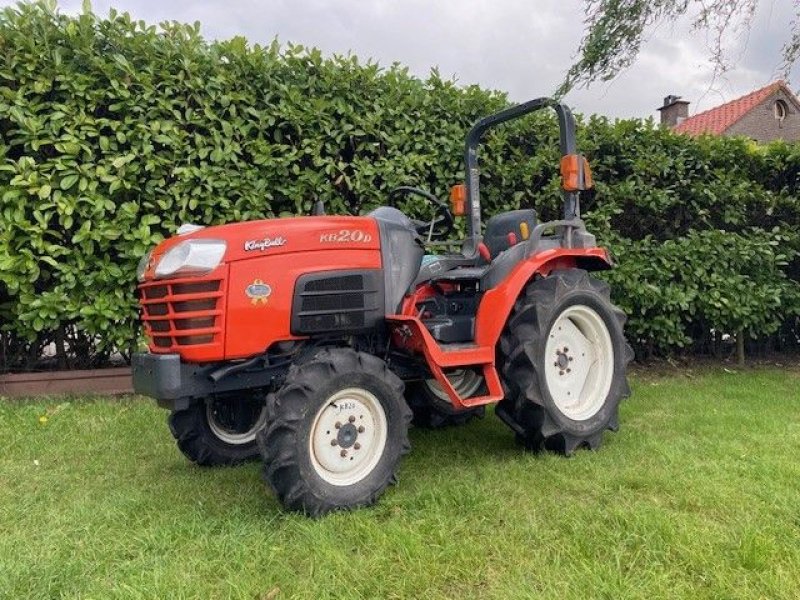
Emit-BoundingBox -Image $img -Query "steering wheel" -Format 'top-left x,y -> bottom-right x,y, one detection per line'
387,186 -> 455,241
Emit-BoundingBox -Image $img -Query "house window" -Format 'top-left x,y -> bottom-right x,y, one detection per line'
774,99 -> 788,121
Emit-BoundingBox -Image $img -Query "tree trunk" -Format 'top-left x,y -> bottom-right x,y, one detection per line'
736,330 -> 745,367
55,326 -> 69,370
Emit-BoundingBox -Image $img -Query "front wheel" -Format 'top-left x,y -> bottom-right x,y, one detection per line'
257,348 -> 412,516
497,269 -> 633,454
168,394 -> 267,466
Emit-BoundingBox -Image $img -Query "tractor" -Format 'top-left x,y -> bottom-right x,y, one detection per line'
132,97 -> 632,516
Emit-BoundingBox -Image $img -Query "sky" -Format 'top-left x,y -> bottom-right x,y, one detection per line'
3,0 -> 798,119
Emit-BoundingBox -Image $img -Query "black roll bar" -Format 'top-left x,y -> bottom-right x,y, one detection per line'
462,97 -> 581,255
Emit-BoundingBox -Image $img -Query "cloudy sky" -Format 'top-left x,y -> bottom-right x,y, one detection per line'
3,0 -> 797,119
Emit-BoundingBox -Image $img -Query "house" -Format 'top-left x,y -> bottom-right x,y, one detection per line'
657,81 -> 800,142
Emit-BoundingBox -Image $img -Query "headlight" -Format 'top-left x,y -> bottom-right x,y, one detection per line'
154,239 -> 227,279
136,250 -> 153,282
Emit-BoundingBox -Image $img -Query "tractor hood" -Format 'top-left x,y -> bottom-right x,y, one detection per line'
140,215 -> 382,280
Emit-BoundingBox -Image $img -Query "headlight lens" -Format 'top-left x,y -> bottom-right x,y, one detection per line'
136,250 -> 153,282
154,239 -> 227,279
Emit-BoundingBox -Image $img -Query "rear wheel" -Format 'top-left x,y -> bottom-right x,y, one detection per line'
497,269 -> 633,454
168,394 -> 267,466
406,369 -> 485,428
257,348 -> 412,516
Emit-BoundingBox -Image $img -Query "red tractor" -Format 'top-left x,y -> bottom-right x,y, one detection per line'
133,98 -> 632,516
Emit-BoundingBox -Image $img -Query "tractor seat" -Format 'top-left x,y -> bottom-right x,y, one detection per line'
483,209 -> 536,258
412,209 -> 536,285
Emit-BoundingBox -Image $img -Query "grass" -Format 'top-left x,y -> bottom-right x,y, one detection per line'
1,367 -> 799,599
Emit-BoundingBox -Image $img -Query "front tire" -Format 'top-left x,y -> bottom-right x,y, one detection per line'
168,394 -> 267,466
497,269 -> 633,454
257,348 -> 411,516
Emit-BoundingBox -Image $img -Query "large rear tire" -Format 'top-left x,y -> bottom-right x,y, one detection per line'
168,394 -> 267,466
406,369 -> 485,428
257,348 -> 411,516
497,269 -> 633,455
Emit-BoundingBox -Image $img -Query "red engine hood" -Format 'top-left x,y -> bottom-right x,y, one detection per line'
144,215 -> 381,275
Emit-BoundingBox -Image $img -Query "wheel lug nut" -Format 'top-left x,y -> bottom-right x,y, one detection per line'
559,370 -> 565,376
569,356 -> 573,361
335,421 -> 341,429
357,425 -> 365,433
354,442 -> 361,450
566,368 -> 571,373
554,362 -> 559,367
564,347 -> 569,352
330,439 -> 338,446
340,449 -> 347,457
348,415 -> 356,423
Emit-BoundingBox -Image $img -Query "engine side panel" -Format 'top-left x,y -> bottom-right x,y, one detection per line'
291,269 -> 385,335
225,249 -> 382,359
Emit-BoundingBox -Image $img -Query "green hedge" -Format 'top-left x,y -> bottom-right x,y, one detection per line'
0,1 -> 798,371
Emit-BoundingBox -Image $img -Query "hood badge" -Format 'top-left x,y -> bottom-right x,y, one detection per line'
246,279 -> 272,305
244,236 -> 286,252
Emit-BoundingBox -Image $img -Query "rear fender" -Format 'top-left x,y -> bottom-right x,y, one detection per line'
475,247 -> 612,347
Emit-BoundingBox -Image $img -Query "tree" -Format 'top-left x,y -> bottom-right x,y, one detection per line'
559,0 -> 800,96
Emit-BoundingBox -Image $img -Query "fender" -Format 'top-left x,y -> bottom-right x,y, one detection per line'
474,246 -> 611,347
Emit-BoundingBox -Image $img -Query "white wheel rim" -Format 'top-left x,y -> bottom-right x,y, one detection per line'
206,400 -> 267,445
309,387 -> 388,486
544,304 -> 614,421
424,369 -> 482,403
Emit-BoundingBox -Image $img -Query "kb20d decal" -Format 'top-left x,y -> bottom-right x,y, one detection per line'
319,229 -> 373,243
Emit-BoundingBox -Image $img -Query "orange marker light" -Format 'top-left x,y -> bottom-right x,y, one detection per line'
560,154 -> 594,192
450,183 -> 467,216
519,221 -> 529,240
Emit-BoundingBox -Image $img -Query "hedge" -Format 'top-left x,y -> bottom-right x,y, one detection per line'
0,1 -> 798,371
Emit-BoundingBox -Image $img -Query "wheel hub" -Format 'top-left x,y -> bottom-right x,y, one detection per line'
555,348 -> 573,372
336,422 -> 359,448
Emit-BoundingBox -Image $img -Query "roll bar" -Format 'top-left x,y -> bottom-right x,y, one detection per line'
463,97 -> 581,254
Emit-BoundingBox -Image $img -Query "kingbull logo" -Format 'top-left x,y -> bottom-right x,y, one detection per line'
243,236 -> 287,252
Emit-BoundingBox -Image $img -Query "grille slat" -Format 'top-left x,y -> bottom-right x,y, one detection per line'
138,276 -> 224,353
304,275 -> 364,292
140,291 -> 223,305
301,292 -> 367,312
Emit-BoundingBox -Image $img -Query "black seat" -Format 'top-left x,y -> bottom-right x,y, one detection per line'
484,209 -> 536,258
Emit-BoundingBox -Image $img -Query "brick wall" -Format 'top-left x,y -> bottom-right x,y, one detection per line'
726,88 -> 800,142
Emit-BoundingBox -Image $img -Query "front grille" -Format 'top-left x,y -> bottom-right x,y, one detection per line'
138,277 -> 225,353
292,270 -> 383,335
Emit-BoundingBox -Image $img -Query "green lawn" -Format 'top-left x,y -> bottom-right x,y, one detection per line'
1,368 -> 799,599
